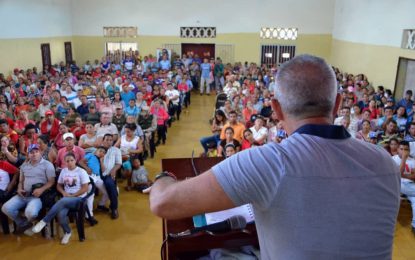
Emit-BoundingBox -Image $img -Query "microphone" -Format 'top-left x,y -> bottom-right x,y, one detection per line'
168,215 -> 247,238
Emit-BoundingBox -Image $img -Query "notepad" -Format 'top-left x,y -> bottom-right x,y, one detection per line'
204,204 -> 255,225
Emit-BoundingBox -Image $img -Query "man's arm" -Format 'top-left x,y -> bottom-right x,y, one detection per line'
17,170 -> 25,196
78,158 -> 92,175
32,177 -> 55,198
150,169 -> 235,220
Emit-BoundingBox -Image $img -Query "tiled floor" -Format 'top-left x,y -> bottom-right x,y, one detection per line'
0,93 -> 413,259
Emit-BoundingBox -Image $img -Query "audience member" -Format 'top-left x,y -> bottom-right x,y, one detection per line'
1,144 -> 55,234
32,153 -> 89,244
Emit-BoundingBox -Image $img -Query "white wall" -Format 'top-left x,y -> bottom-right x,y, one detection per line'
70,0 -> 335,36
333,0 -> 415,47
0,0 -> 72,39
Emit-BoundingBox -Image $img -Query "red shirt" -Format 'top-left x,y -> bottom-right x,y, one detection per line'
14,104 -> 29,117
144,92 -> 153,106
14,119 -> 36,133
369,108 -> 381,120
40,118 -> 61,140
70,125 -> 87,140
150,107 -> 169,125
55,146 -> 86,168
178,83 -> 189,92
0,160 -> 18,174
4,129 -> 19,145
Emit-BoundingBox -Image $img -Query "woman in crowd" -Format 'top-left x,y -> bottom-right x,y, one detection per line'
249,116 -> 268,144
78,122 -> 98,154
355,119 -> 372,142
57,96 -> 71,120
388,137 -> 399,156
217,127 -> 241,157
70,116 -> 86,141
32,153 -> 90,245
63,105 -> 80,128
115,123 -> 143,191
368,99 -> 381,120
14,110 -> 35,135
200,109 -> 227,153
121,115 -> 144,137
394,105 -> 408,130
224,143 -> 237,158
112,92 -> 124,111
220,100 -> 233,119
241,128 -> 260,150
14,97 -> 29,118
100,96 -> 114,117
18,124 -> 38,156
37,134 -> 57,162
0,135 -> 18,165
151,99 -> 169,145
135,92 -> 147,111
54,123 -> 70,150
242,101 -> 257,126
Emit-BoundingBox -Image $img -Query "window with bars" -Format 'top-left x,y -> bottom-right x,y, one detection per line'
260,45 -> 296,67
106,42 -> 138,53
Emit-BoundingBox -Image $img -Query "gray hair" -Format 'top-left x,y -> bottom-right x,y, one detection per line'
275,54 -> 336,120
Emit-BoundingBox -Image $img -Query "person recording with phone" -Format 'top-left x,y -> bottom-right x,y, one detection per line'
1,144 -> 55,234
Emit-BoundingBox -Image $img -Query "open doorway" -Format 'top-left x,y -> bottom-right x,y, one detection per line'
394,57 -> 415,100
181,43 -> 215,60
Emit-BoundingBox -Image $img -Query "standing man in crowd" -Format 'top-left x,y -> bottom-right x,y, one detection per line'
200,58 -> 211,95
214,58 -> 224,93
149,55 -> 400,259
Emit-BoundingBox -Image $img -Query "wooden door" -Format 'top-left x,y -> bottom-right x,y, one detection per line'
40,43 -> 51,70
64,41 -> 73,64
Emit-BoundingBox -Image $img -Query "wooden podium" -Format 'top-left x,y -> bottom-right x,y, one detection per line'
161,157 -> 259,260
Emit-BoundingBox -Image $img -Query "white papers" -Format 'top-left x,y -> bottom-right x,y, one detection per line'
205,204 -> 255,225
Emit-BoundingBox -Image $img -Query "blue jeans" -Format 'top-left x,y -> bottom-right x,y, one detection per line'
1,195 -> 42,227
401,181 -> 415,228
43,197 -> 82,234
200,134 -> 220,153
103,175 -> 118,211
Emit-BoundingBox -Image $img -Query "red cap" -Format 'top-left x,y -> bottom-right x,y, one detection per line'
45,110 -> 54,116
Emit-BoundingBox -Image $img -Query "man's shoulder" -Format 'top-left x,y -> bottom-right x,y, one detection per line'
38,158 -> 54,168
75,145 -> 85,152
57,147 -> 66,155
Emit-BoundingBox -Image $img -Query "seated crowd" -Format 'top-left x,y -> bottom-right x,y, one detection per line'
199,66 -> 415,233
0,51 -> 201,244
0,51 -> 414,244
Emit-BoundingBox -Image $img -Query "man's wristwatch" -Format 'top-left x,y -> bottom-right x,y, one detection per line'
154,171 -> 177,182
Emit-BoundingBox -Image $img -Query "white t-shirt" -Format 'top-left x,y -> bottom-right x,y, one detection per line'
120,135 -> 140,155
58,166 -> 90,197
124,61 -> 134,70
392,155 -> 415,183
0,169 -> 10,191
165,89 -> 180,105
250,126 -> 268,143
95,123 -> 119,138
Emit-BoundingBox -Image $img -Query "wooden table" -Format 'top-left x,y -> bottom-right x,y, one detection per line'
161,157 -> 259,260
